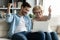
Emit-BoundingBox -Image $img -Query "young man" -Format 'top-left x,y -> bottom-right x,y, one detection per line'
6,2 -> 32,39
6,2 -> 46,40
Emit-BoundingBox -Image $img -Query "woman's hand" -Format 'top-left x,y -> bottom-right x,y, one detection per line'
48,5 -> 51,14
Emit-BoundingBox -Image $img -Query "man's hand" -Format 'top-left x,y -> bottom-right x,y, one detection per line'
7,3 -> 12,13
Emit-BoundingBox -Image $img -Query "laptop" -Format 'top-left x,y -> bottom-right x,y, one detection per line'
32,21 -> 49,32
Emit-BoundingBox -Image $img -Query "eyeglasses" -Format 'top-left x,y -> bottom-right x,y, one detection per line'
33,11 -> 42,14
33,10 -> 42,13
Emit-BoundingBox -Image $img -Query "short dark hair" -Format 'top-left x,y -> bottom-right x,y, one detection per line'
21,2 -> 31,8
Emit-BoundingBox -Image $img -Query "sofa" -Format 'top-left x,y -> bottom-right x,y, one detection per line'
0,19 -> 59,40
0,19 -> 10,40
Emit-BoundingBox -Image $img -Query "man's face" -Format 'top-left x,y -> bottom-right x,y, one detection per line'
21,6 -> 30,15
33,9 -> 42,17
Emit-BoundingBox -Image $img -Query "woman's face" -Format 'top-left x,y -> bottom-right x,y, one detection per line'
33,9 -> 43,17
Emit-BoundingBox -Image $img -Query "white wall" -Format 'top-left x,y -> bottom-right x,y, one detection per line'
43,0 -> 60,26
43,0 -> 60,17
26,0 -> 35,14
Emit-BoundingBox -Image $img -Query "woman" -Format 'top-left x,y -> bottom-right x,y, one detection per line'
32,5 -> 51,21
32,5 -> 51,32
32,5 -> 58,40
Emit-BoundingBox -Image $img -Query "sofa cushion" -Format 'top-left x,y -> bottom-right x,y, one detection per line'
56,26 -> 60,34
0,19 -> 9,38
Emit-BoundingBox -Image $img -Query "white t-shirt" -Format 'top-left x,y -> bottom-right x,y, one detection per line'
15,16 -> 27,33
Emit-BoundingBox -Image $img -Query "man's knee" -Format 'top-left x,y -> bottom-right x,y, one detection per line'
11,33 -> 27,40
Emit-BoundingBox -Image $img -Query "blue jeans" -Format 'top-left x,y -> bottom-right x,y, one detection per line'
44,32 -> 52,40
11,32 -> 58,40
44,32 -> 58,40
11,31 -> 28,40
11,31 -> 45,40
27,31 -> 45,40
50,32 -> 58,40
